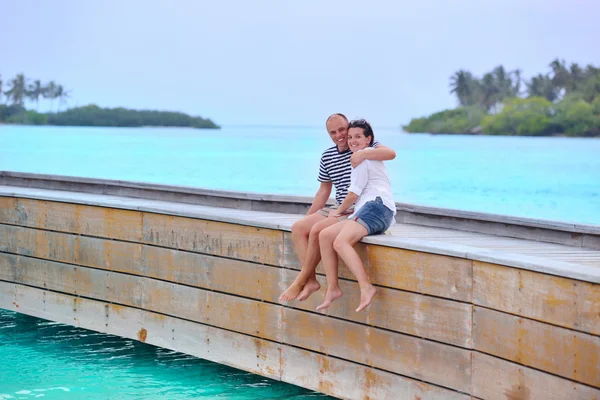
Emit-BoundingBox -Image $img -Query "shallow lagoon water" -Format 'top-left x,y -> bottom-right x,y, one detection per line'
0,310 -> 331,399
1,125 -> 598,225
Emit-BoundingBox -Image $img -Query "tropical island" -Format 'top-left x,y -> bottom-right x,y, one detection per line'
403,59 -> 600,137
0,73 -> 220,129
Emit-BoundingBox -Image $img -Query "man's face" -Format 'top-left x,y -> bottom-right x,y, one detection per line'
326,116 -> 349,151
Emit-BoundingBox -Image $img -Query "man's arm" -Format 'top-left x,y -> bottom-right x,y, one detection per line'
350,145 -> 396,167
306,181 -> 333,215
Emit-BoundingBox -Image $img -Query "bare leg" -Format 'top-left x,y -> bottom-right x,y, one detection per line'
291,214 -> 325,266
280,214 -> 334,301
333,221 -> 377,312
295,217 -> 341,301
316,221 -> 350,311
280,213 -> 325,301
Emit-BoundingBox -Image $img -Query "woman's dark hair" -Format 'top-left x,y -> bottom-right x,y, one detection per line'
348,119 -> 375,146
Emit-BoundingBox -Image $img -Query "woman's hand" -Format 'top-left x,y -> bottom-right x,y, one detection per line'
328,209 -> 340,218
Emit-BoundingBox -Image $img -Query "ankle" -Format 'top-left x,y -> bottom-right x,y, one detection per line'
294,276 -> 308,285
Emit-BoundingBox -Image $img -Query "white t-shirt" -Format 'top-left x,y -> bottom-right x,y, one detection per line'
347,148 -> 396,223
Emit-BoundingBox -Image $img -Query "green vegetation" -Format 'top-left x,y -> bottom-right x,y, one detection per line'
403,60 -> 600,137
0,73 -> 219,129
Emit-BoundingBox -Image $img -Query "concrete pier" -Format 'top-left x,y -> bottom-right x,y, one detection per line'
1,172 -> 599,399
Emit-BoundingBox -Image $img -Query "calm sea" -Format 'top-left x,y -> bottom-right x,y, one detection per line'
0,124 -> 599,398
0,309 -> 331,399
1,124 -> 599,225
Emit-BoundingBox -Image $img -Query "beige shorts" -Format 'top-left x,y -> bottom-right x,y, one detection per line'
316,204 -> 355,218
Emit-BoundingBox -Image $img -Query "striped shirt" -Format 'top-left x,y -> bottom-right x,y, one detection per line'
318,141 -> 380,204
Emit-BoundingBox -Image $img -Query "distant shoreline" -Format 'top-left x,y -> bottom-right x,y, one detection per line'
1,73 -> 220,129
0,104 -> 220,130
0,123 -> 216,130
403,60 -> 600,138
407,130 -> 600,138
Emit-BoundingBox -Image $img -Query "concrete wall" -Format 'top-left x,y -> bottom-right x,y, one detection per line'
1,196 -> 599,399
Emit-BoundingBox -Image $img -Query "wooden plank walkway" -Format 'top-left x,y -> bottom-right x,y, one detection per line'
389,224 -> 600,268
2,184 -> 600,399
1,185 -> 599,283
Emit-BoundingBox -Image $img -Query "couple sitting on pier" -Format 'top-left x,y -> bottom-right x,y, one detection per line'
279,114 -> 396,312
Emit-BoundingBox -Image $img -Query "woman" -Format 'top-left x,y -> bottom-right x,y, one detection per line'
316,119 -> 396,312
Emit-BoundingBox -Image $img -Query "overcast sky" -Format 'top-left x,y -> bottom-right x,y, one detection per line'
3,0 -> 599,127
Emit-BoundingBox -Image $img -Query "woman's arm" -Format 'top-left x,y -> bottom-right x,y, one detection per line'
329,163 -> 368,217
329,192 -> 358,217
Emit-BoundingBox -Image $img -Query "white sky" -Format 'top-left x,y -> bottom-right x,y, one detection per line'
3,0 -> 599,127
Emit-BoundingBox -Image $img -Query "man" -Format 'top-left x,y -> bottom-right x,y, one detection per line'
279,113 -> 396,302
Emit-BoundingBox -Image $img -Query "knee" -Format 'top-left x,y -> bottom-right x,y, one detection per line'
309,223 -> 325,242
333,237 -> 348,253
292,220 -> 309,238
318,227 -> 335,244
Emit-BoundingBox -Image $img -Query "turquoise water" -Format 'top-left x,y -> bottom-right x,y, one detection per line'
1,125 -> 599,225
0,309 -> 331,399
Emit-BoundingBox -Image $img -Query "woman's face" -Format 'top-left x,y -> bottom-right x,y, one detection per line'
347,127 -> 371,153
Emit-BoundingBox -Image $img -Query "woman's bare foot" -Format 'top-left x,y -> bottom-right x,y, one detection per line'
316,287 -> 343,311
279,282 -> 304,302
356,284 -> 377,312
297,278 -> 321,301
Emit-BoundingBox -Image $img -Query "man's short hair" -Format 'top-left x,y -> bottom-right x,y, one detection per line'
325,113 -> 349,125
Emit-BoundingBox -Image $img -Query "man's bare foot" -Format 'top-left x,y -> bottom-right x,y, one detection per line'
316,287 -> 343,311
279,282 -> 304,302
297,278 -> 321,301
356,284 -> 377,312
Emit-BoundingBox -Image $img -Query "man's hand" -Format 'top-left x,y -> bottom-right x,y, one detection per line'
328,209 -> 340,218
350,151 -> 367,168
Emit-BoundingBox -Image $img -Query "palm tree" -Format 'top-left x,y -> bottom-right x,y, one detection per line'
511,69 -> 523,97
585,64 -> 600,78
492,65 -> 513,102
450,70 -> 477,106
480,73 -> 500,111
580,67 -> 600,103
27,80 -> 44,109
43,81 -> 58,109
549,58 -> 568,97
54,85 -> 70,111
527,74 -> 558,102
4,74 -> 27,107
565,63 -> 585,94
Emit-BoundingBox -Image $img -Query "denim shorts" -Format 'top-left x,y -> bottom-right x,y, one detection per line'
351,197 -> 394,235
